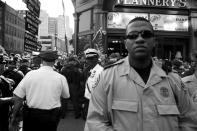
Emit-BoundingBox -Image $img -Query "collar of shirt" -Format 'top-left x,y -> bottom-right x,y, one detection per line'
119,56 -> 166,78
40,66 -> 54,71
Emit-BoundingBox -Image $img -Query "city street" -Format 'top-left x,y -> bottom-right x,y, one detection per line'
57,110 -> 85,131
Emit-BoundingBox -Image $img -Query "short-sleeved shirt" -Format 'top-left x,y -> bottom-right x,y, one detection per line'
85,64 -> 103,99
14,66 -> 70,109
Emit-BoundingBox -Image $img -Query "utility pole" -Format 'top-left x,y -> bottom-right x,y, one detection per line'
55,33 -> 57,51
65,34 -> 68,55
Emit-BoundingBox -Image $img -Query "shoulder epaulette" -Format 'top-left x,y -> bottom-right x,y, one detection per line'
182,75 -> 192,83
104,59 -> 124,70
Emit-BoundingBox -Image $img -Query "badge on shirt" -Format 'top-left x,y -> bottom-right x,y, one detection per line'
160,87 -> 169,98
92,74 -> 101,89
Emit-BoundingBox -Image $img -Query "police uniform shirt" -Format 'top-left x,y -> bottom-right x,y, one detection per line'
182,74 -> 197,103
85,56 -> 197,131
14,66 -> 70,109
85,64 -> 103,99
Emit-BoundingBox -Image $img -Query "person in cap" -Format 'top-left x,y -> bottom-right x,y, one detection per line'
182,51 -> 197,104
85,17 -> 197,131
9,50 -> 70,131
82,48 -> 103,119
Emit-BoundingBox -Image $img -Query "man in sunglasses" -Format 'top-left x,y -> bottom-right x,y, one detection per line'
84,17 -> 197,131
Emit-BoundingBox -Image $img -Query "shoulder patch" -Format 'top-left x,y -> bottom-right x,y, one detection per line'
104,60 -> 124,70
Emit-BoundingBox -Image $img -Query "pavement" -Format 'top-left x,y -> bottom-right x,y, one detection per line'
57,109 -> 86,131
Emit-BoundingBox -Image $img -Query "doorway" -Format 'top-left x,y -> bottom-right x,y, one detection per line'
107,36 -> 128,57
155,37 -> 189,61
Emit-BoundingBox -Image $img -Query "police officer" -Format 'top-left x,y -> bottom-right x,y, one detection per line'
84,48 -> 103,99
182,51 -> 197,104
82,48 -> 103,119
9,50 -> 70,131
85,17 -> 197,131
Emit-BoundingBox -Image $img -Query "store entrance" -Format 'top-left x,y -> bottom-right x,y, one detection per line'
107,36 -> 189,61
107,36 -> 128,57
155,37 -> 189,61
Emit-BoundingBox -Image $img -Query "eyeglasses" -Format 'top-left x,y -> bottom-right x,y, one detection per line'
126,30 -> 154,40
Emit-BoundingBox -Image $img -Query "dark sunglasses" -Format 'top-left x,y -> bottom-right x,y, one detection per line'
126,30 -> 154,40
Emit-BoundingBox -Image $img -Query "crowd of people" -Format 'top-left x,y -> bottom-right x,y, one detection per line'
0,46 -> 123,131
1,17 -> 197,131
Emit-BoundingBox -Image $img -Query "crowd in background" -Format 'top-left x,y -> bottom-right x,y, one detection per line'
0,48 -> 196,131
0,49 -> 124,131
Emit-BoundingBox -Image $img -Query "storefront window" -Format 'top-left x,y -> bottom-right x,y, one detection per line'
150,14 -> 188,31
107,12 -> 189,32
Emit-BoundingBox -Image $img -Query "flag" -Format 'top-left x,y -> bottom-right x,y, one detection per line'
92,28 -> 104,54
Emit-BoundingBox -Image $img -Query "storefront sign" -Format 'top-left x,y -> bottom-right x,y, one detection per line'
150,14 -> 188,31
24,44 -> 37,52
26,0 -> 40,17
107,12 -> 148,29
25,16 -> 39,35
115,0 -> 188,8
25,32 -> 37,44
26,11 -> 40,25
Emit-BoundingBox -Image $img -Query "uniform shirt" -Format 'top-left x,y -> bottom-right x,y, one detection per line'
85,57 -> 197,131
182,74 -> 197,103
85,64 -> 103,99
14,66 -> 70,110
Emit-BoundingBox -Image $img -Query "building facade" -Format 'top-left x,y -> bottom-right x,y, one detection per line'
0,1 -> 25,54
65,15 -> 73,39
38,10 -> 69,54
72,0 -> 197,61
39,35 -> 66,54
48,17 -> 57,36
57,15 -> 66,39
38,10 -> 49,37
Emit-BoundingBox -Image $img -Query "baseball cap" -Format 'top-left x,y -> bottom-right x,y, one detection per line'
84,48 -> 99,59
38,50 -> 58,62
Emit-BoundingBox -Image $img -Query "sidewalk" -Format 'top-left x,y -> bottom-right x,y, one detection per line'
57,110 -> 85,131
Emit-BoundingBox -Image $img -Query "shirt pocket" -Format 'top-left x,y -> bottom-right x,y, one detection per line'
112,100 -> 138,112
156,104 -> 180,115
156,105 -> 180,131
111,100 -> 138,130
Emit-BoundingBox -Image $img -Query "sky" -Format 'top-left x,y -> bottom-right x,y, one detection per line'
1,0 -> 75,31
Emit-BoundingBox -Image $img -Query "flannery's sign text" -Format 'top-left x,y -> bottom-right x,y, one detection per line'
115,0 -> 188,8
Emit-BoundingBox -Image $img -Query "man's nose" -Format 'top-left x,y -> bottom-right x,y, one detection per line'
135,34 -> 145,43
